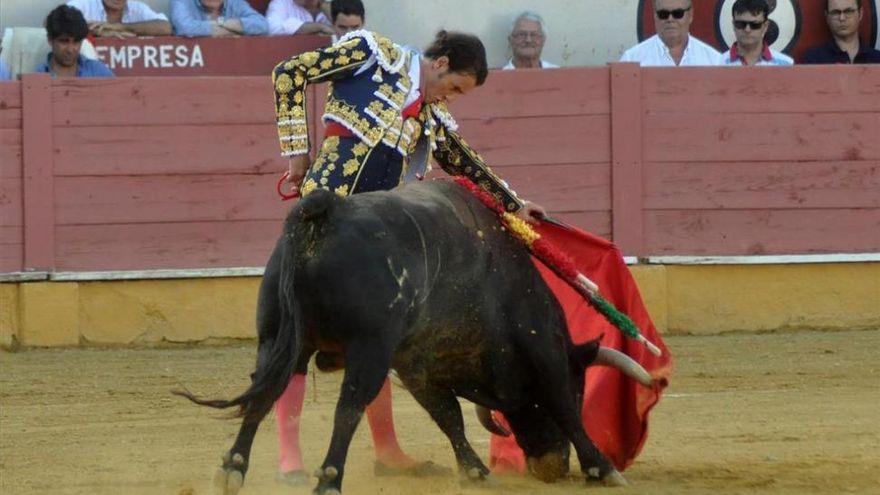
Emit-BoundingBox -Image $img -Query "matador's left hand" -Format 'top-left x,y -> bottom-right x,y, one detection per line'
515,201 -> 547,224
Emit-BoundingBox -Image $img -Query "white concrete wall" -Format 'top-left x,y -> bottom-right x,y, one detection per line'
1,0 -> 642,67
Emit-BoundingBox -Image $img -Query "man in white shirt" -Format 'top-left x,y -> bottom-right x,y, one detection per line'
66,0 -> 172,37
266,0 -> 334,36
721,0 -> 793,66
620,0 -> 722,66
502,11 -> 559,70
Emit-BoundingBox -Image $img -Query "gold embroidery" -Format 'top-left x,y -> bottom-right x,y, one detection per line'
352,143 -> 369,156
324,97 -> 384,145
326,152 -> 340,163
299,51 -> 319,67
301,178 -> 318,196
335,184 -> 350,197
320,177 -> 328,185
322,136 -> 340,152
336,55 -> 351,65
307,67 -> 320,77
343,158 -> 360,176
351,50 -> 366,60
293,91 -> 303,104
327,164 -> 336,171
320,59 -> 334,70
275,73 -> 293,93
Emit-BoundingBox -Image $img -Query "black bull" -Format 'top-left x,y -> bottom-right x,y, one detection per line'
179,180 -> 642,494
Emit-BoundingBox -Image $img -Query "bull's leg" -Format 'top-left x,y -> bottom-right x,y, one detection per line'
406,386 -> 489,482
315,347 -> 392,495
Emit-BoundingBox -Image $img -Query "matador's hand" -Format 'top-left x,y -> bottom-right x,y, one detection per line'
287,155 -> 311,189
515,201 -> 547,224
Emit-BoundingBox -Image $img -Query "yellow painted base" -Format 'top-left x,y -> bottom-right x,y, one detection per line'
1,263 -> 877,348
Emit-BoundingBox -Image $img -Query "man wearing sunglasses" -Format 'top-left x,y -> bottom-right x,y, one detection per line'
621,0 -> 721,66
721,0 -> 793,66
802,0 -> 880,64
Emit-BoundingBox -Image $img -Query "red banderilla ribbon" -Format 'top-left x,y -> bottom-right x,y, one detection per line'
277,172 -> 300,201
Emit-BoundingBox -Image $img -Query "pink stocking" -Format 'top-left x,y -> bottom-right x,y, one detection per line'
275,373 -> 307,473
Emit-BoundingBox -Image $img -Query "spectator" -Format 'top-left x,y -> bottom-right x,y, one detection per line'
801,0 -> 880,64
0,56 -> 11,80
266,0 -> 334,36
502,11 -> 558,70
170,0 -> 269,37
66,0 -> 172,37
37,5 -> 114,78
330,0 -> 364,40
722,0 -> 793,65
620,0 -> 722,66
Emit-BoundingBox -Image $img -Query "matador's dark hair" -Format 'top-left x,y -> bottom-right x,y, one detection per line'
424,30 -> 489,86
733,0 -> 771,18
45,5 -> 89,41
331,0 -> 365,22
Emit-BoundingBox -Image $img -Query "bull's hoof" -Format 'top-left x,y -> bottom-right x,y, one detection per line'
374,460 -> 452,478
276,469 -> 309,486
602,469 -> 628,487
313,466 -> 342,495
213,453 -> 245,495
527,452 -> 569,483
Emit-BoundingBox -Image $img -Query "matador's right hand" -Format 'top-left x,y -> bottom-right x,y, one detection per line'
287,155 -> 311,189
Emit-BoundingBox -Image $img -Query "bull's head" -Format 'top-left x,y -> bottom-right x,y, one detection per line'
475,339 -> 652,483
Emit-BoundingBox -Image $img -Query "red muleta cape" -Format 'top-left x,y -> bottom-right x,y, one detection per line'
489,223 -> 673,472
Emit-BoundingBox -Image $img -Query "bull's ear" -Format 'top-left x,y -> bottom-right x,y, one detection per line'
571,337 -> 601,365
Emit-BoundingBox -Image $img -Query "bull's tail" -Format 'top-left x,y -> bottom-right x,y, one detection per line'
173,190 -> 340,422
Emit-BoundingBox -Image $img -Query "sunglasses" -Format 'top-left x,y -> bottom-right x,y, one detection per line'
733,19 -> 766,30
656,7 -> 691,20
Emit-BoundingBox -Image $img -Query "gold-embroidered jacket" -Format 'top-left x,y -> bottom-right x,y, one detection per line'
272,30 -> 524,212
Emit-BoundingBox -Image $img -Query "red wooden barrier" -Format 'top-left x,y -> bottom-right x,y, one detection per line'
0,65 -> 878,273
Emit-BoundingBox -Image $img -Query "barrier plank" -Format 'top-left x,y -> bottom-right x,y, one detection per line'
0,82 -> 22,129
0,177 -> 22,225
53,124 -> 285,176
644,65 -> 880,113
0,226 -> 23,272
644,160 -> 880,210
644,208 -> 880,255
55,220 -> 282,270
456,114 -> 611,167
644,112 -> 880,163
55,174 -> 288,225
52,77 -> 276,127
450,68 -> 610,119
0,129 -> 22,177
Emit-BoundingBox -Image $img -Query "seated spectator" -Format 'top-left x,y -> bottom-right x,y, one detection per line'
722,0 -> 793,65
170,0 -> 269,37
37,5 -> 114,78
0,55 -> 11,80
66,0 -> 172,37
330,0 -> 364,40
620,0 -> 722,66
266,0 -> 334,36
502,11 -> 558,70
801,0 -> 880,64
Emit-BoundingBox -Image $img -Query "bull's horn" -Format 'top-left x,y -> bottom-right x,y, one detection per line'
475,405 -> 511,437
594,347 -> 653,388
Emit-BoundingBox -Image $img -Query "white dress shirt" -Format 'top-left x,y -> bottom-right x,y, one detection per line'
266,0 -> 330,36
66,0 -> 168,22
620,34 -> 723,66
501,59 -> 559,70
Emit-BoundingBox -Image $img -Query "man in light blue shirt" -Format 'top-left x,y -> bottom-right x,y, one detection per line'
37,5 -> 114,78
0,58 -> 12,80
170,0 -> 269,37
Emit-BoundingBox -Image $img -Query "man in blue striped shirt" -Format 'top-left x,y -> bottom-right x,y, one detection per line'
721,0 -> 793,66
170,0 -> 269,38
36,6 -> 114,78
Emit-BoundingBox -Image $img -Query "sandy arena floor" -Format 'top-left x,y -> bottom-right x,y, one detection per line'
1,329 -> 878,495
